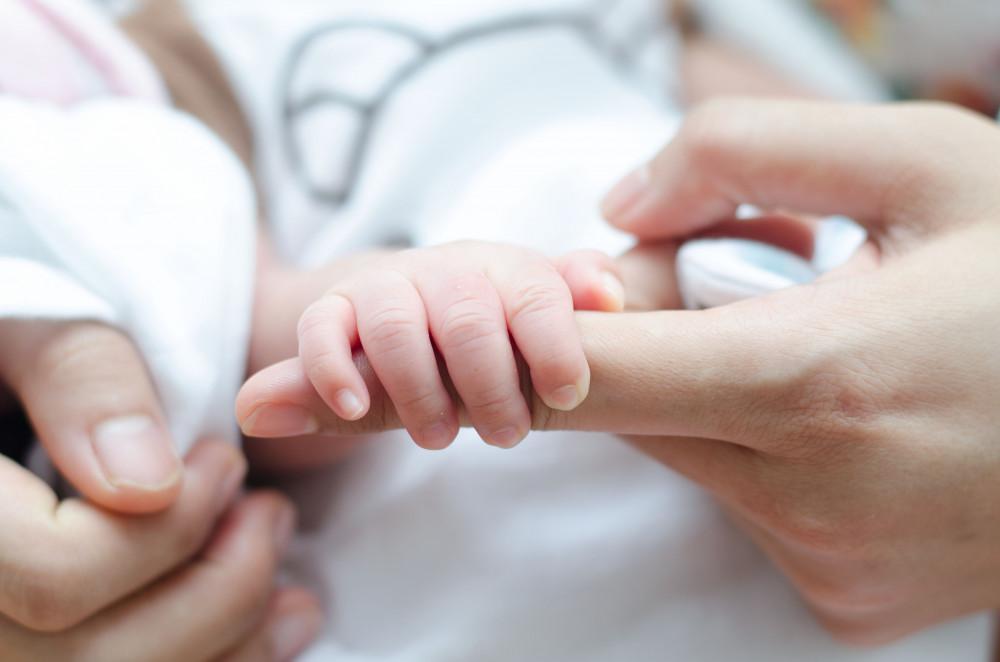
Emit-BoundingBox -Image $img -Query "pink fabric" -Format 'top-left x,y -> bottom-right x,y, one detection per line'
0,0 -> 166,104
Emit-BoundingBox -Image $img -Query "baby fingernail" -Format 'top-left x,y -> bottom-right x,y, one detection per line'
242,404 -> 319,438
271,610 -> 321,661
548,372 -> 590,411
600,164 -> 650,222
334,389 -> 366,420
601,271 -> 626,311
91,415 -> 181,490
549,385 -> 582,411
420,422 -> 455,450
488,426 -> 525,449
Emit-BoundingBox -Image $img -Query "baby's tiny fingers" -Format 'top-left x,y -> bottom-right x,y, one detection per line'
422,270 -> 530,448
492,260 -> 590,412
353,271 -> 458,450
555,250 -> 625,312
297,294 -> 369,421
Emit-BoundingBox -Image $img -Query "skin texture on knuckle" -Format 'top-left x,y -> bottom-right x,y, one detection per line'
296,300 -> 336,340
676,97 -> 758,175
437,303 -> 500,354
506,281 -> 568,327
3,550 -> 92,633
462,380 -> 520,416
363,307 -> 422,354
13,323 -> 129,393
751,315 -> 889,460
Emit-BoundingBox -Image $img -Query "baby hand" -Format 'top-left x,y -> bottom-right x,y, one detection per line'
295,241 -> 624,449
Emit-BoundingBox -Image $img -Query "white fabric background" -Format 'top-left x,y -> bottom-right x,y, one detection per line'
0,98 -> 256,453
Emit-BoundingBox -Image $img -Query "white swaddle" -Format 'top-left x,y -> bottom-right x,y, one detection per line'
0,97 -> 256,454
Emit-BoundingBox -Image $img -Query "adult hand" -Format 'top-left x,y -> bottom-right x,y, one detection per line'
0,320 -> 183,514
0,320 -> 320,659
593,99 -> 1000,644
240,99 -> 1000,645
0,436 -> 319,661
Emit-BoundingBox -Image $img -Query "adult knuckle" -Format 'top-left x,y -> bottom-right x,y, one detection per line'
679,98 -> 751,167
30,324 -> 127,386
770,341 -> 886,452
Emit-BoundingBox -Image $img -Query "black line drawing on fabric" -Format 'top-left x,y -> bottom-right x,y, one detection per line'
278,5 -> 660,208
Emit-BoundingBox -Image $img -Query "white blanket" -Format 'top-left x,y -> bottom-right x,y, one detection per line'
0,98 -> 255,453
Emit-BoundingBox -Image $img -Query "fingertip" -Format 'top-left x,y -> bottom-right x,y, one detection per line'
236,360 -> 321,437
542,367 -> 590,412
598,271 -> 626,312
600,163 -> 651,227
558,252 -> 625,312
332,387 -> 369,421
412,416 -> 458,451
78,415 -> 185,515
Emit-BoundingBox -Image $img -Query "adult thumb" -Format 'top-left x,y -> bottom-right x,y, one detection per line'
0,320 -> 183,513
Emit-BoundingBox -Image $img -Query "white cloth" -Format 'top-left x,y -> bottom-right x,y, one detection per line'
184,1 -> 993,660
0,97 -> 256,452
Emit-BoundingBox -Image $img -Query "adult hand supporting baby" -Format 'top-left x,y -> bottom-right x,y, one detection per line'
0,321 -> 319,660
241,98 -> 1000,646
591,98 -> 1000,645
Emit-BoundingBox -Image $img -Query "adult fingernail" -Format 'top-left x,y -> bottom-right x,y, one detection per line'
601,271 -> 626,311
600,164 -> 650,222
334,389 -> 365,421
91,415 -> 181,490
241,404 -> 319,438
273,505 -> 296,555
271,610 -> 322,662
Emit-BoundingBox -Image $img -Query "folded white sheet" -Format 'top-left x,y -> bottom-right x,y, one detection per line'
0,98 -> 256,453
